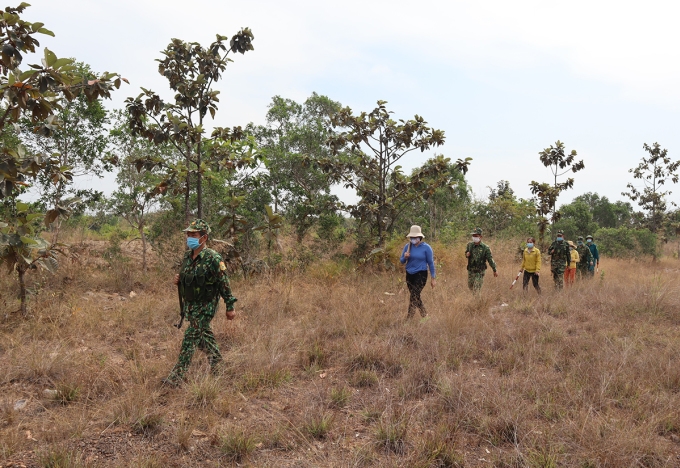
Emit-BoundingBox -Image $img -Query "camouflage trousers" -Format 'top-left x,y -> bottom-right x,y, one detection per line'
467,271 -> 485,292
577,266 -> 589,280
551,266 -> 566,289
167,314 -> 222,382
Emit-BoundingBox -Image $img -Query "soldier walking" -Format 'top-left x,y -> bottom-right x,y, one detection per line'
465,228 -> 498,292
586,234 -> 600,276
163,219 -> 237,386
547,230 -> 570,289
575,236 -> 594,280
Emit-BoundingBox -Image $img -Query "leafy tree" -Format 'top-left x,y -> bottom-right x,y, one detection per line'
251,93 -> 342,241
474,181 -> 538,238
20,61 -> 111,243
126,30 -> 255,222
396,156 -> 471,241
622,142 -> 680,234
107,111 -> 170,272
573,192 -> 633,229
553,199 -> 597,241
0,3 -> 124,315
326,100 -> 470,248
529,141 -> 584,246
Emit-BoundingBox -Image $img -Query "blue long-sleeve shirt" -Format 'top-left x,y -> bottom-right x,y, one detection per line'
588,243 -> 599,262
400,242 -> 436,278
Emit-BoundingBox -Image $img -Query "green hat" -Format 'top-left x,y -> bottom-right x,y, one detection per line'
183,219 -> 211,234
470,228 -> 483,236
556,230 -> 564,235
577,236 -> 584,241
586,234 -> 593,239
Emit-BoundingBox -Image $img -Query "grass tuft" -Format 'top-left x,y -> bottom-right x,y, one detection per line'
219,427 -> 258,463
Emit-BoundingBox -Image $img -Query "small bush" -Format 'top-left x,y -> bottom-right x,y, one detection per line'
240,368 -> 292,392
55,381 -> 80,405
329,386 -> 352,408
375,412 -> 409,454
303,411 -> 334,440
219,428 -> 258,463
37,447 -> 87,468
352,370 -> 379,388
188,375 -> 221,408
132,412 -> 163,436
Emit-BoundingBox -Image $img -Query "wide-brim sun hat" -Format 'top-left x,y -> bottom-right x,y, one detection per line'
567,240 -> 576,248
407,225 -> 424,238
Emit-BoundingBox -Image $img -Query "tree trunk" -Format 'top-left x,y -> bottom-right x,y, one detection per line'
140,226 -> 148,272
197,141 -> 203,219
184,171 -> 191,224
18,266 -> 27,317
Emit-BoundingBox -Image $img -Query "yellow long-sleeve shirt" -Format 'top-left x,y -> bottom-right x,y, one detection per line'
520,248 -> 541,273
568,249 -> 580,269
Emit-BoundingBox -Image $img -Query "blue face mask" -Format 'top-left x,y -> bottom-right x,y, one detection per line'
587,239 -> 592,243
410,238 -> 420,245
526,243 -> 534,249
556,237 -> 563,242
187,237 -> 202,250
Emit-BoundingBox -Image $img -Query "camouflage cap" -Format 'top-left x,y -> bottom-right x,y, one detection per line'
470,228 -> 483,236
182,219 -> 211,234
556,230 -> 564,235
577,236 -> 584,241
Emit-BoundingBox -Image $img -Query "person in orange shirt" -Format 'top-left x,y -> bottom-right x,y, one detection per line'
564,240 -> 579,287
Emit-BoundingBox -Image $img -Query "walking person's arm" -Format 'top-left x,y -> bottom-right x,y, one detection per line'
400,244 -> 410,264
216,257 -> 237,320
487,247 -> 498,277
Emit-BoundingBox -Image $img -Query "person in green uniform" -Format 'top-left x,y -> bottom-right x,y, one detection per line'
547,229 -> 570,289
465,228 -> 498,292
163,219 -> 237,386
575,235 -> 593,280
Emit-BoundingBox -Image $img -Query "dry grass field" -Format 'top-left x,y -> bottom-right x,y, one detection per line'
2,235 -> 680,467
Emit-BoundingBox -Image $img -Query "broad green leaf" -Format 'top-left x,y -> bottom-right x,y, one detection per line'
37,27 -> 55,37
20,236 -> 37,245
16,202 -> 29,213
44,48 -> 57,67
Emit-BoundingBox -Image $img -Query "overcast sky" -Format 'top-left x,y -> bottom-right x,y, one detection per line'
22,0 -> 680,206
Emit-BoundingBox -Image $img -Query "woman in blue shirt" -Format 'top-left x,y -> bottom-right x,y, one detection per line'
400,225 -> 436,318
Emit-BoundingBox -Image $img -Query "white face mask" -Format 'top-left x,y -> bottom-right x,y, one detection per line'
410,238 -> 419,245
472,236 -> 481,243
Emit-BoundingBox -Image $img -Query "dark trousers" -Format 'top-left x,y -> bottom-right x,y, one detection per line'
406,270 -> 428,317
522,271 -> 541,294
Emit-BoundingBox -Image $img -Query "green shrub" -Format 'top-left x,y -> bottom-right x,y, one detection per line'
595,227 -> 657,258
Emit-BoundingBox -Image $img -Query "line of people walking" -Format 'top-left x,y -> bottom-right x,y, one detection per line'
399,225 -> 600,318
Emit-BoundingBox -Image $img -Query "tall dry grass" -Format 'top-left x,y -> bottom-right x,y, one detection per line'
1,234 -> 680,466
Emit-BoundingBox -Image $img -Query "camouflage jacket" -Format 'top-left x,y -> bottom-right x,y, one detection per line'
179,248 -> 236,314
465,242 -> 497,273
547,240 -> 570,269
576,244 -> 593,269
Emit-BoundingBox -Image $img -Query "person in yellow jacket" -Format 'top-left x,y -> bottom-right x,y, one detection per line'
564,240 -> 579,287
520,237 -> 541,294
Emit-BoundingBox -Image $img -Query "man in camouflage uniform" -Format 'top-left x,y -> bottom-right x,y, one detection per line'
547,229 -> 570,289
575,235 -> 593,280
163,219 -> 237,386
465,228 -> 498,292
